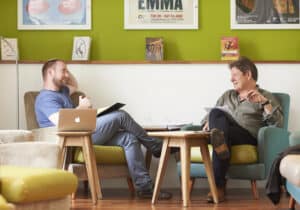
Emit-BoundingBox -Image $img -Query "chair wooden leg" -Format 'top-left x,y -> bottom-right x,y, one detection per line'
127,177 -> 135,196
289,196 -> 296,210
189,178 -> 195,195
83,180 -> 89,193
250,180 -> 259,199
72,191 -> 76,200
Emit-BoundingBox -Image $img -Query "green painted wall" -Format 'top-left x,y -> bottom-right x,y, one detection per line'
1,0 -> 300,61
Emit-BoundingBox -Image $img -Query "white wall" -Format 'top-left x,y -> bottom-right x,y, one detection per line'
1,63 -> 299,189
0,64 -> 17,129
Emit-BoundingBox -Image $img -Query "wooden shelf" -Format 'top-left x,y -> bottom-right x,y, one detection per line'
1,60 -> 300,64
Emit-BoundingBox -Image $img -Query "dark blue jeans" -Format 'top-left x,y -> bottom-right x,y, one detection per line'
91,110 -> 162,191
208,108 -> 257,187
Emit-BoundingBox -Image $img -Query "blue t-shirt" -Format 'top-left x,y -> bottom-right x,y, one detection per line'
35,86 -> 74,128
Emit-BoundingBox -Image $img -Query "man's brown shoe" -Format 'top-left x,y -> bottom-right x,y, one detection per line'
207,187 -> 225,203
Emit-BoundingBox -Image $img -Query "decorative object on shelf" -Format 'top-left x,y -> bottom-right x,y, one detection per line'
124,0 -> 198,29
221,36 -> 239,61
231,0 -> 300,29
1,38 -> 19,61
18,0 -> 91,30
145,37 -> 163,61
72,36 -> 91,61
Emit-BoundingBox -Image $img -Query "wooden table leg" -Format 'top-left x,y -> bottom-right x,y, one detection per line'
85,136 -> 103,199
180,140 -> 191,207
200,144 -> 219,203
82,136 -> 99,205
58,137 -> 66,169
151,138 -> 170,205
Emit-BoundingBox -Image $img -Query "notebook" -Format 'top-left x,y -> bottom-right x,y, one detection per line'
97,102 -> 125,117
58,109 -> 97,132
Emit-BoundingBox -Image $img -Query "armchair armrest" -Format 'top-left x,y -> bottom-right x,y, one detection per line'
0,142 -> 60,168
0,130 -> 33,144
257,126 -> 290,176
289,131 -> 300,146
181,124 -> 202,131
32,127 -> 59,143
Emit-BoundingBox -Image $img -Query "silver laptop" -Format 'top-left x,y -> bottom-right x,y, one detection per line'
58,109 -> 96,132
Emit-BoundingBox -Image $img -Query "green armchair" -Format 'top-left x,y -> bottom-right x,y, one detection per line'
177,92 -> 290,199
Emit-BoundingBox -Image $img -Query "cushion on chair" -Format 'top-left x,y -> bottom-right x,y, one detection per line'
74,145 -> 127,164
280,155 -> 300,187
191,144 -> 258,164
0,166 -> 78,203
0,195 -> 14,210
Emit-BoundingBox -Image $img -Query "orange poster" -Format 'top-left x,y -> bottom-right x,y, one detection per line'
221,37 -> 239,61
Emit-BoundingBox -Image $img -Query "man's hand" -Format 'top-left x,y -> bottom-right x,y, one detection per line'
246,90 -> 268,104
78,95 -> 92,109
64,70 -> 78,95
202,122 -> 209,131
247,90 -> 272,114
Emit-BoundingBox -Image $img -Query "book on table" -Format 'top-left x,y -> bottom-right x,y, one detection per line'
97,103 -> 125,117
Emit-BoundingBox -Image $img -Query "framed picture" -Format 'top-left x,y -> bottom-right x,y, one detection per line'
231,0 -> 300,29
72,36 -> 91,60
124,0 -> 198,30
18,0 -> 91,30
145,37 -> 164,61
1,38 -> 19,61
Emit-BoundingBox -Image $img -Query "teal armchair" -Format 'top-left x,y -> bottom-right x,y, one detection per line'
177,93 -> 290,199
280,131 -> 300,210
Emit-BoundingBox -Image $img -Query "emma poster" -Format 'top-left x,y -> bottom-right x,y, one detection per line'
231,0 -> 300,29
124,0 -> 198,29
18,0 -> 91,30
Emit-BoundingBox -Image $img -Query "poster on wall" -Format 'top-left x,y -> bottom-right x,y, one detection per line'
18,0 -> 91,30
124,0 -> 198,29
231,0 -> 300,29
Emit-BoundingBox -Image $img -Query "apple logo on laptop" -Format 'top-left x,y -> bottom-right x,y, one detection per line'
74,116 -> 80,123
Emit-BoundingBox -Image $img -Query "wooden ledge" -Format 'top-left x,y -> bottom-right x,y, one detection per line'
1,60 -> 300,64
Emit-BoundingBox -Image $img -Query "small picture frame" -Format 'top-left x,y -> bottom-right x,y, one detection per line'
221,37 -> 239,61
1,38 -> 19,61
145,37 -> 163,61
72,36 -> 91,61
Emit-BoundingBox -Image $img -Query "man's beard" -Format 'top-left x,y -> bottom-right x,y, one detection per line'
52,77 -> 64,89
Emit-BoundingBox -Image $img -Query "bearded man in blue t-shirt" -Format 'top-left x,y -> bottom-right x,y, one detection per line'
35,59 -> 172,199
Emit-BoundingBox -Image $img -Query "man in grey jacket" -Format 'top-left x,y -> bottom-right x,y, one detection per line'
202,56 -> 283,202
